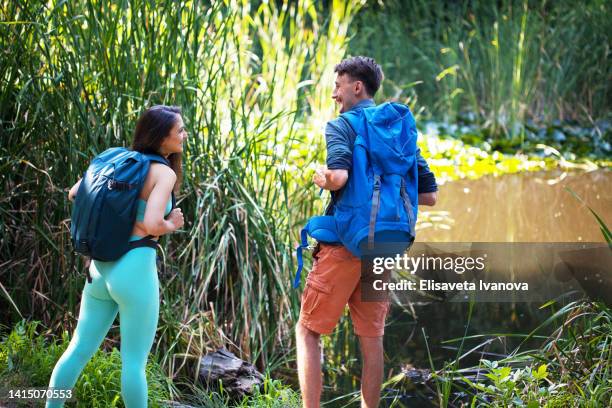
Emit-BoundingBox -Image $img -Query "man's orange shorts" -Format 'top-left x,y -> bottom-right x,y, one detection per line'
298,243 -> 389,337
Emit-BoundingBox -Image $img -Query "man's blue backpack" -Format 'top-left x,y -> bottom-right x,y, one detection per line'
70,147 -> 173,262
294,102 -> 418,287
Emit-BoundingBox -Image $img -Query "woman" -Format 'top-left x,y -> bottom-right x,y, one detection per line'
46,105 -> 187,408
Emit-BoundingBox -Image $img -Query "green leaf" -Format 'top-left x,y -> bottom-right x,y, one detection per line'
539,300 -> 556,309
533,364 -> 548,380
497,366 -> 512,380
436,64 -> 460,81
565,187 -> 612,245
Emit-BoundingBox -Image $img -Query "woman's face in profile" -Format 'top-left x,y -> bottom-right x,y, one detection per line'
160,115 -> 187,155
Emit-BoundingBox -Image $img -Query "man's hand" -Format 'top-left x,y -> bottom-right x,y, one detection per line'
313,166 -> 329,188
418,192 -> 437,206
313,165 -> 348,191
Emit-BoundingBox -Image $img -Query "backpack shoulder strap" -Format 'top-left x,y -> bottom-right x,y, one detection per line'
143,153 -> 176,209
142,153 -> 177,236
341,109 -> 375,151
170,191 -> 176,210
143,153 -> 170,166
339,110 -> 360,135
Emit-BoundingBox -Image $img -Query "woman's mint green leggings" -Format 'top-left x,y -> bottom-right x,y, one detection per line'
46,243 -> 159,408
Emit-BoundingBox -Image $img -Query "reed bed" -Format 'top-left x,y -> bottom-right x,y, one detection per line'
350,0 -> 611,138
0,0 -> 363,378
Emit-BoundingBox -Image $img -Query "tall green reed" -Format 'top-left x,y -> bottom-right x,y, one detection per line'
0,0 -> 362,378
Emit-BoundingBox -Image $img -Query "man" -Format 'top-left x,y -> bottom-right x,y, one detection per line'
295,56 -> 438,408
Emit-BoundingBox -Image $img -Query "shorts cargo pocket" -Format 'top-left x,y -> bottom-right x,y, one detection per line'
301,278 -> 332,316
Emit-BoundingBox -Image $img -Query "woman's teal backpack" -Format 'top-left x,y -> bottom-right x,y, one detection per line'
294,102 -> 418,287
70,147 -> 173,262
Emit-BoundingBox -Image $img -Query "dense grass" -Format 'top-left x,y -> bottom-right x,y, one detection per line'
349,0 -> 611,138
431,300 -> 612,407
0,0 -> 360,377
0,320 -> 302,407
0,321 -> 174,407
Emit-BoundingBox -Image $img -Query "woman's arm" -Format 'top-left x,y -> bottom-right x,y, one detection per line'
142,165 -> 182,236
68,179 -> 82,202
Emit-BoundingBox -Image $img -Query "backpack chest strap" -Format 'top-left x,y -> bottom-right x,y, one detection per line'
400,178 -> 416,237
368,175 -> 382,249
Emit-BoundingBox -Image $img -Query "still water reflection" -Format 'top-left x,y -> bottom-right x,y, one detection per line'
417,169 -> 610,242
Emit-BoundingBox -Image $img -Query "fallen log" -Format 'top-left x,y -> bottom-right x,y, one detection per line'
199,348 -> 265,397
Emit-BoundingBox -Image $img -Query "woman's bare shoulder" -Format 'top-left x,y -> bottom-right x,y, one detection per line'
140,162 -> 176,199
148,162 -> 177,182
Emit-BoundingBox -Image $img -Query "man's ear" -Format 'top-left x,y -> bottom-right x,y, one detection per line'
354,80 -> 369,98
354,80 -> 363,95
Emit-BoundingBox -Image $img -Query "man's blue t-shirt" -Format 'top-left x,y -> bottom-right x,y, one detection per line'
325,99 -> 438,213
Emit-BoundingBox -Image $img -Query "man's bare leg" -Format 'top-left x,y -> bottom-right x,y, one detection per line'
296,323 -> 322,408
358,335 -> 384,408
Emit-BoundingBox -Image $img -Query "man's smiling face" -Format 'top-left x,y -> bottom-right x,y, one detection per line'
332,73 -> 360,113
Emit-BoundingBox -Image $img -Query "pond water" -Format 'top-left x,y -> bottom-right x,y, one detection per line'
320,169 -> 611,407
416,169 -> 611,243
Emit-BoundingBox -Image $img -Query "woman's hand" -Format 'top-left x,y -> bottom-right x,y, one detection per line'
166,208 -> 184,231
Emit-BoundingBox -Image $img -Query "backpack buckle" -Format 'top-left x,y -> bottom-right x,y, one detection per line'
373,175 -> 381,189
107,179 -> 134,191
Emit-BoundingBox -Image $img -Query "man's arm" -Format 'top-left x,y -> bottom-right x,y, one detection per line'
317,119 -> 353,191
416,148 -> 438,206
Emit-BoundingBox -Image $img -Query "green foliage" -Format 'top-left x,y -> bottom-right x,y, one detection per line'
466,301 -> 612,407
175,375 -> 302,408
0,320 -> 301,407
464,360 -> 556,407
349,0 -> 612,139
417,130 -> 559,184
0,320 -> 173,407
417,123 -> 610,185
237,377 -> 301,408
414,301 -> 612,407
423,119 -> 611,160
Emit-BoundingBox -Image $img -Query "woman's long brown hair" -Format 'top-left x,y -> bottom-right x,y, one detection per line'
131,105 -> 183,193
